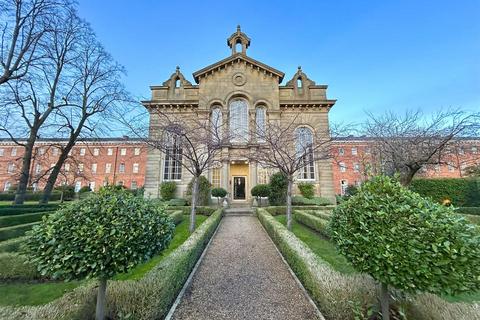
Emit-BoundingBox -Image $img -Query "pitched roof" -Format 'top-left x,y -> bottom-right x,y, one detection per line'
192,53 -> 285,84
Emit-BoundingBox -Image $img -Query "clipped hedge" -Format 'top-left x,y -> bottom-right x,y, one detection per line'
0,222 -> 38,241
456,207 -> 480,216
0,205 -> 59,216
0,209 -> 224,320
304,210 -> 331,220
169,210 -> 184,225
0,192 -> 63,202
294,211 -> 330,237
257,209 -> 375,319
0,236 -> 26,253
0,211 -> 50,228
168,198 -> 187,206
265,206 -> 335,216
410,178 -> 480,207
0,252 -> 39,280
178,206 -> 216,216
292,195 -> 331,206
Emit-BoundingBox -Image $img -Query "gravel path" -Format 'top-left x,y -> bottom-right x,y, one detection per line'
171,215 -> 321,320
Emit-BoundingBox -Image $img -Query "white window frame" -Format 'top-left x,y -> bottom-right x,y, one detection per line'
132,163 -> 139,173
107,148 -> 113,156
163,134 -> 182,181
339,162 -> 347,173
338,147 -> 344,156
229,98 -> 249,143
134,148 -> 140,156
0,148 -> 4,156
11,148 -> 17,156
120,148 -> 127,156
211,107 -> 223,141
91,163 -> 97,174
105,163 -> 112,174
211,167 -> 221,188
93,148 -> 99,156
255,106 -> 266,143
119,163 -> 125,173
80,148 -> 86,156
296,127 -> 315,180
351,147 -> 357,155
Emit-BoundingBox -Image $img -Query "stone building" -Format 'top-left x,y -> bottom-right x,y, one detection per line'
142,27 -> 337,203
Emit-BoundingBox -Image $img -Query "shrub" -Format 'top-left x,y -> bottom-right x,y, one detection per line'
211,187 -> 227,198
297,182 -> 315,199
186,176 -> 211,206
294,211 -> 329,237
54,185 -> 75,200
0,222 -> 38,241
0,236 -> 27,253
330,175 -> 480,318
0,211 -> 50,228
456,207 -> 480,216
251,184 -> 270,198
292,195 -> 331,206
160,181 -> 177,201
167,198 -> 187,206
268,172 -> 288,205
169,210 -> 184,225
0,252 -> 39,280
409,178 -> 480,207
24,187 -> 175,320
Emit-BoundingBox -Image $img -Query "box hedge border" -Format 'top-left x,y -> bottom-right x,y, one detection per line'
409,178 -> 480,207
0,205 -> 59,216
0,236 -> 27,253
0,222 -> 39,242
294,210 -> 330,238
0,211 -> 51,228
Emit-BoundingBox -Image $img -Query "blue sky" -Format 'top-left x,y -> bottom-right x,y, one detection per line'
78,0 -> 479,124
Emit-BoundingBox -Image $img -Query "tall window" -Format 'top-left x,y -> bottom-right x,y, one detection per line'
105,163 -> 111,173
211,167 -> 221,188
255,106 -> 266,142
257,166 -> 273,185
119,163 -> 125,173
296,127 -> 315,180
229,99 -> 248,143
163,134 -> 182,180
211,107 -> 223,141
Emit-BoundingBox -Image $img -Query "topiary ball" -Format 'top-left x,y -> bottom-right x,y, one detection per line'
329,175 -> 480,296
25,187 -> 175,281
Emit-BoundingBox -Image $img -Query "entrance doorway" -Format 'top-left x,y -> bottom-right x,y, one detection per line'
233,176 -> 246,200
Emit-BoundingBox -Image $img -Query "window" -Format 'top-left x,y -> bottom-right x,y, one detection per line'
338,147 -> 344,156
296,127 -> 315,180
132,163 -> 139,173
131,181 -> 138,190
163,134 -> 182,180
365,147 -> 371,154
93,148 -> 99,156
107,148 -> 113,156
229,99 -> 249,143
119,163 -> 125,173
339,162 -> 347,172
120,148 -> 127,156
7,163 -> 15,173
473,146 -> 478,154
74,181 -> 81,192
64,163 -> 70,172
458,147 -> 464,155
91,163 -> 97,174
134,148 -> 140,156
255,107 -> 266,142
211,167 -> 221,188
89,181 -> 95,191
38,147 -> 45,155
257,166 -> 273,185
80,148 -> 86,156
351,147 -> 357,155
0,148 -> 4,156
353,163 -> 360,172
35,164 -> 42,174
68,149 -> 73,156
211,107 -> 223,141
4,181 -> 11,192
340,180 -> 348,196
52,147 -> 59,156
78,163 -> 84,172
32,182 -> 38,192
105,163 -> 112,174
11,148 -> 17,156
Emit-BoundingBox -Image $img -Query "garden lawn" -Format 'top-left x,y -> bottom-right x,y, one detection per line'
274,215 -> 355,274
115,215 -> 208,280
0,281 -> 80,306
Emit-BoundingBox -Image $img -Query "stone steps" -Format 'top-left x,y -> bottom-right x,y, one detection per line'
224,207 -> 254,215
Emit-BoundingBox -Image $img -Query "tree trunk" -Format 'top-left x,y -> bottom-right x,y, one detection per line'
14,132 -> 37,205
286,176 -> 293,231
95,278 -> 107,320
380,282 -> 390,320
40,155 -> 68,204
189,175 -> 199,233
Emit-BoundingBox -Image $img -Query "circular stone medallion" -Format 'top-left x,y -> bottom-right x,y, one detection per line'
232,72 -> 247,86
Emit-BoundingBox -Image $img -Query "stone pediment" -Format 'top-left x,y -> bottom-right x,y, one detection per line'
192,53 -> 285,84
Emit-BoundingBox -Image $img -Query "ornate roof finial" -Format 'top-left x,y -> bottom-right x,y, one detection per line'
176,66 -> 180,72
237,25 -> 241,32
298,66 -> 302,71
227,26 -> 251,55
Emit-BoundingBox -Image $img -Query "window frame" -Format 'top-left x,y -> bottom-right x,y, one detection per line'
295,126 -> 315,181
229,98 -> 249,143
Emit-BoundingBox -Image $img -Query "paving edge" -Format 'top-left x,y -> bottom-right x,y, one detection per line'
164,214 -> 224,320
257,217 -> 326,320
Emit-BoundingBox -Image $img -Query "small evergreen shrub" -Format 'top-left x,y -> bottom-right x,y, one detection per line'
297,182 -> 315,199
186,176 -> 211,206
251,184 -> 270,198
268,172 -> 288,205
160,181 -> 177,201
211,187 -> 227,198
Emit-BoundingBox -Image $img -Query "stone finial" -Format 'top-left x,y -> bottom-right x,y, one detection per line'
237,25 -> 241,32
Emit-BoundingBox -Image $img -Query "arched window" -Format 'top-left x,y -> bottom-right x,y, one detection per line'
163,133 -> 182,180
297,77 -> 303,88
296,127 -> 315,180
211,106 -> 223,141
174,78 -> 180,88
255,106 -> 266,142
229,99 -> 249,143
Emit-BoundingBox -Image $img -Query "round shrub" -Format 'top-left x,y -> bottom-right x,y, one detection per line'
187,176 -> 211,206
330,175 -> 480,297
160,181 -> 177,201
297,182 -> 315,199
24,187 -> 175,318
251,184 -> 270,198
211,187 -> 227,198
268,172 -> 288,205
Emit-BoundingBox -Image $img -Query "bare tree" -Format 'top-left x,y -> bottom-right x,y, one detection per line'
40,31 -> 127,204
248,114 -> 335,231
0,7 -> 81,204
363,109 -> 480,186
0,0 -> 63,85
